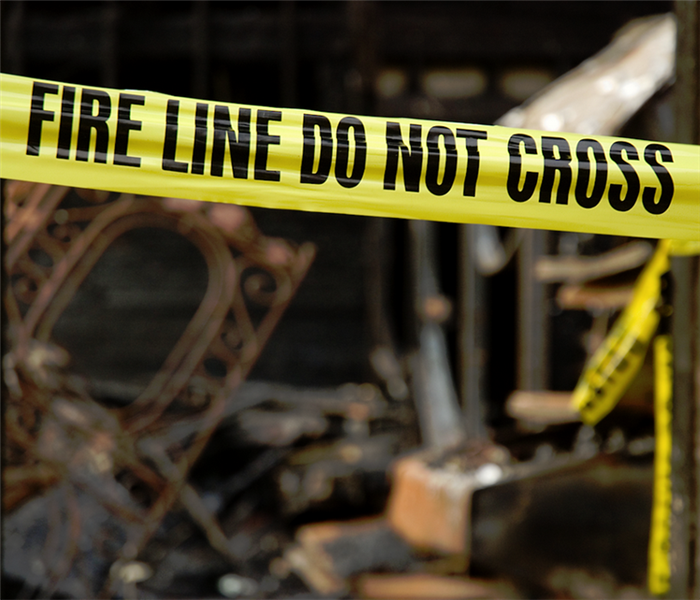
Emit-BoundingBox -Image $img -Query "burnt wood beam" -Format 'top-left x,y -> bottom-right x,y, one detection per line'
668,1 -> 699,597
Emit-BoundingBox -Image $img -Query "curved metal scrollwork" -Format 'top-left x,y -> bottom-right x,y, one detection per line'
3,181 -> 315,598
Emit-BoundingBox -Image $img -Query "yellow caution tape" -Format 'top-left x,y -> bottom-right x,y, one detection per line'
669,239 -> 700,256
572,241 -> 670,425
648,334 -> 673,596
1,73 -> 699,239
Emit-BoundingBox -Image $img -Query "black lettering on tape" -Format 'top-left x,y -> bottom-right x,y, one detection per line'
335,116 -> 367,188
114,93 -> 145,167
609,141 -> 640,212
575,139 -> 607,209
631,339 -> 647,356
507,133 -> 538,202
255,110 -> 282,182
76,89 -> 112,164
456,129 -> 487,197
617,355 -> 630,372
540,136 -> 572,204
56,86 -> 76,160
300,113 -> 333,184
384,122 -> 423,192
26,81 -> 59,156
191,103 -> 209,175
630,340 -> 645,356
211,105 -> 251,178
643,144 -> 674,215
162,99 -> 189,173
425,126 -> 457,196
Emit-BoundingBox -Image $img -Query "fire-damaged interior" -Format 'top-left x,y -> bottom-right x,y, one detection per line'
2,2 -> 698,599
